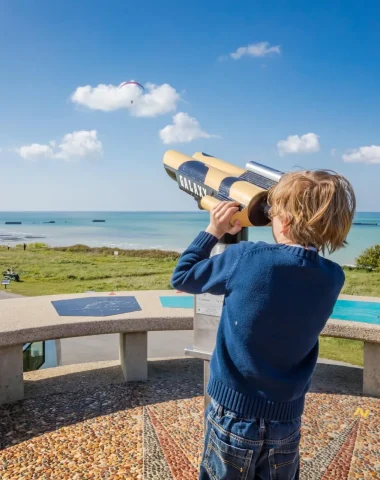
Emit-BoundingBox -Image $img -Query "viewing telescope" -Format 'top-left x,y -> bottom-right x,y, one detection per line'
163,150 -> 284,227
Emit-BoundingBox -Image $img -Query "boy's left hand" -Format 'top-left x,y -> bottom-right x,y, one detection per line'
206,201 -> 242,239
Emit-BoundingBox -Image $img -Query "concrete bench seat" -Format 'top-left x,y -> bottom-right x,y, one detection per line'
321,294 -> 380,398
0,290 -> 193,405
186,293 -> 380,403
1,291 -> 380,405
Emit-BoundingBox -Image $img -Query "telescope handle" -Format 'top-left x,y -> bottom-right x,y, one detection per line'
200,195 -> 249,227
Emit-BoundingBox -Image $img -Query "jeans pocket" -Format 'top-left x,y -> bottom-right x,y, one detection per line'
269,442 -> 299,480
203,428 -> 253,480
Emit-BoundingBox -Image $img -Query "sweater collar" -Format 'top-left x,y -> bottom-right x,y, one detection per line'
278,244 -> 319,261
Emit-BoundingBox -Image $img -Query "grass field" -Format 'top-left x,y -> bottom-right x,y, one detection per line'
0,244 -> 178,296
1,243 -> 376,367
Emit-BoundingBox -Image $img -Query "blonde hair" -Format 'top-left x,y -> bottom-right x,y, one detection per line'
267,170 -> 356,254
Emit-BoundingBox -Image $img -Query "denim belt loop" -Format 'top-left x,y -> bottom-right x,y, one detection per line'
259,418 -> 266,440
216,405 -> 224,419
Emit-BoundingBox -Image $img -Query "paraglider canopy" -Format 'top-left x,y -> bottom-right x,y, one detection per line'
119,81 -> 145,90
119,81 -> 145,103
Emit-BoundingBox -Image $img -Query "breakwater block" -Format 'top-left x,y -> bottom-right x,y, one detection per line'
353,222 -> 378,226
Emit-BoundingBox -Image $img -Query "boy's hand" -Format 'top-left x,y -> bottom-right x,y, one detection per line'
206,201 -> 242,239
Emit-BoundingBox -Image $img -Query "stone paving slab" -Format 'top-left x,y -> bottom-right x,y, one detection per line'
0,358 -> 379,479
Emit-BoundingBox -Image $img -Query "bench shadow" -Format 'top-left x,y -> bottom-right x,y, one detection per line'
0,358 -> 364,450
0,358 -> 204,450
310,361 -> 363,395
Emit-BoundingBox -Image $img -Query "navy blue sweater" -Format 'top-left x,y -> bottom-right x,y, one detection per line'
171,231 -> 345,422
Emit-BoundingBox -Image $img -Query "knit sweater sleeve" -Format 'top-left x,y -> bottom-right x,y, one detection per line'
171,231 -> 245,295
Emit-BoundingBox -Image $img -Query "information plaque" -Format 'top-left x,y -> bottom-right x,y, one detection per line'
195,293 -> 224,317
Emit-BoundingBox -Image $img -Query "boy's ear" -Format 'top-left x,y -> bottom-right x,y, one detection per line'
280,215 -> 291,235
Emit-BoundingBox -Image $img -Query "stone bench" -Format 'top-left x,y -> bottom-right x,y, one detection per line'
321,294 -> 380,398
1,291 -> 380,405
0,290 -> 193,405
186,293 -> 380,401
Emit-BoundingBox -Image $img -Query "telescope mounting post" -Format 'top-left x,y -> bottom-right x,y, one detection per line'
185,227 -> 248,430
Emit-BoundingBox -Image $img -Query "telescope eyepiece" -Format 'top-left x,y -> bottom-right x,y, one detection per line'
263,204 -> 272,220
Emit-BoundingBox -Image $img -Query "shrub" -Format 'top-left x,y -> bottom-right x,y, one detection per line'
29,242 -> 50,249
356,245 -> 380,270
53,244 -> 180,259
56,244 -> 92,253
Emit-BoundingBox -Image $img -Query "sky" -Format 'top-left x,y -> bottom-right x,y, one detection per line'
1,0 -> 380,211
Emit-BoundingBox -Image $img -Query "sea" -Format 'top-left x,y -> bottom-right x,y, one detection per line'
0,211 -> 379,266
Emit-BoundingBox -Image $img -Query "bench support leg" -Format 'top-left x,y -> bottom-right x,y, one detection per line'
119,332 -> 148,382
0,344 -> 24,405
363,342 -> 380,398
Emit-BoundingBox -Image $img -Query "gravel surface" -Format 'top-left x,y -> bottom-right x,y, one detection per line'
0,358 -> 379,479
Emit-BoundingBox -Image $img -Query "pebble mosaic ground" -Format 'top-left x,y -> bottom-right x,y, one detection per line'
0,358 -> 379,479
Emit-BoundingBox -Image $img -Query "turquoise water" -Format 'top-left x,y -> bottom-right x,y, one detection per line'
332,299 -> 380,325
0,211 -> 379,265
160,295 -> 380,325
160,296 -> 194,309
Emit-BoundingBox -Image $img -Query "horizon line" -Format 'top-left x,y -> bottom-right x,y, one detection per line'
0,210 -> 376,214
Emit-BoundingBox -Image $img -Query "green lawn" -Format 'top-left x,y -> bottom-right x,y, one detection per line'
0,244 -> 377,367
341,267 -> 380,297
0,245 -> 179,296
319,337 -> 363,367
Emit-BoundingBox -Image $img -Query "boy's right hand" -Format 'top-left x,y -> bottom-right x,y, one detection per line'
206,201 -> 242,239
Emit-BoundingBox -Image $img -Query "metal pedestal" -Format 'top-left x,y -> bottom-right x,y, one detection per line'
185,228 -> 248,426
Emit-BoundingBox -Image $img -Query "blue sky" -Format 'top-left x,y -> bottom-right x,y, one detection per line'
1,0 -> 380,211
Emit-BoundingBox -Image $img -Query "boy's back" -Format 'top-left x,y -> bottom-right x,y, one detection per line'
172,236 -> 344,421
204,240 -> 344,420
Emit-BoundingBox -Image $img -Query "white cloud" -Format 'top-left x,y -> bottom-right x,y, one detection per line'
17,130 -> 102,161
159,112 -> 219,145
331,148 -> 337,156
229,42 -> 281,60
342,145 -> 380,164
71,82 -> 180,117
54,130 -> 103,159
277,133 -> 320,156
17,143 -> 54,160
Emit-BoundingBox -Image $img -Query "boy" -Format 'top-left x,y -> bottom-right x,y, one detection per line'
171,170 -> 355,480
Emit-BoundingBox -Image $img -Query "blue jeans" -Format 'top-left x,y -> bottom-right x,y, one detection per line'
199,400 -> 301,480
